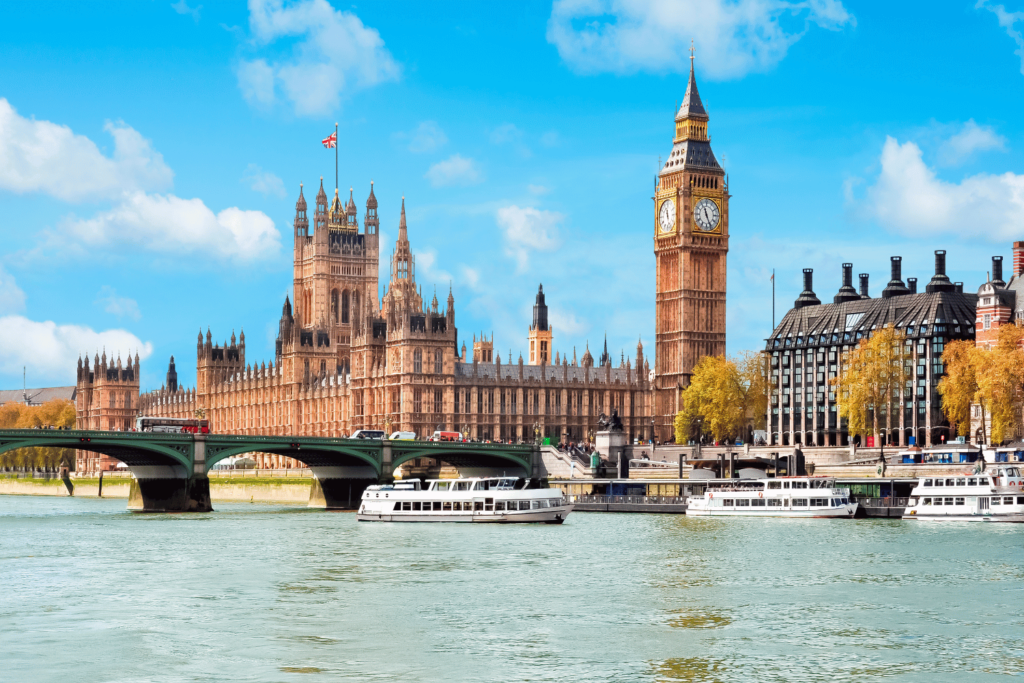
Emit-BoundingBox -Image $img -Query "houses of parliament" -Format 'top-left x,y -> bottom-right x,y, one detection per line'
74,60 -> 728,471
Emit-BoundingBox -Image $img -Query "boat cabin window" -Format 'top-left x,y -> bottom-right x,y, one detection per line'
751,499 -> 766,506
955,497 -> 965,506
443,502 -> 452,511
783,482 -> 790,489
1017,496 -> 1024,504
967,478 -> 976,485
1005,496 -> 1015,505
793,481 -> 808,489
433,502 -> 442,511
945,478 -> 956,487
944,497 -> 954,505
1008,468 -> 1021,477
923,479 -> 933,487
793,499 -> 808,506
736,499 -> 750,507
955,478 -> 966,486
768,499 -> 782,507
495,501 -> 505,511
992,497 -> 1001,505
454,481 -> 471,491
768,481 -> 781,489
472,481 -> 490,490
434,482 -> 450,492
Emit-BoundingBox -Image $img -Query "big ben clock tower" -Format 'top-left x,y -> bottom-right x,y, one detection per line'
653,53 -> 729,441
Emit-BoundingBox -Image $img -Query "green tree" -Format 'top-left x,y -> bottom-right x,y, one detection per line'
975,323 -> 1024,444
938,339 -> 980,439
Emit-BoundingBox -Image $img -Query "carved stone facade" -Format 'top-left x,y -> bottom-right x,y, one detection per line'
74,180 -> 654,472
74,351 -> 140,471
653,57 -> 729,441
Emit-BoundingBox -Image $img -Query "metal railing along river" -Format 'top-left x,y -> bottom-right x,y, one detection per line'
568,494 -> 688,506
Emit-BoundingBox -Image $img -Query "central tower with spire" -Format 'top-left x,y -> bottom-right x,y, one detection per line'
653,49 -> 730,441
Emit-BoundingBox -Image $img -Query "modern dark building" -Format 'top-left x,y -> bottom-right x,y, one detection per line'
766,251 -> 983,447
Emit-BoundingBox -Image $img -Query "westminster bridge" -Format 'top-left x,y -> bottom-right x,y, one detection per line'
0,429 -> 539,512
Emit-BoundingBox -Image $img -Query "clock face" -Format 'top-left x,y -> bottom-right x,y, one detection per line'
658,199 -> 675,233
693,197 -> 720,232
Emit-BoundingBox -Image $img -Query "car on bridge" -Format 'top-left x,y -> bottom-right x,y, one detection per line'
389,431 -> 417,441
350,429 -> 386,440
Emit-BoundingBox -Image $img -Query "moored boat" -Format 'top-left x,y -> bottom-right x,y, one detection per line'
686,477 -> 857,518
357,477 -> 572,523
902,465 -> 1024,522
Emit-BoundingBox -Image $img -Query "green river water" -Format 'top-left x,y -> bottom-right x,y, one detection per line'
1,495 -> 1022,682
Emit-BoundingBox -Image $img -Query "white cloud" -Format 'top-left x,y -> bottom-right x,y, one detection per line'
60,192 -> 281,260
547,0 -> 853,79
938,120 -> 1006,166
425,154 -> 483,187
0,99 -> 173,202
238,0 -> 400,116
460,265 -> 480,289
171,0 -> 201,22
859,136 -> 1024,241
978,1 -> 1024,74
94,286 -> 141,321
401,120 -> 448,153
0,316 -> 152,382
527,184 -> 551,195
0,266 -> 26,315
496,205 -> 563,270
413,249 -> 453,288
242,163 -> 287,197
490,123 -> 531,157
549,309 -> 588,336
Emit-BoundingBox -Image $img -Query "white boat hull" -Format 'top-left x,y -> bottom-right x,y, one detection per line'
357,505 -> 572,524
687,504 -> 857,518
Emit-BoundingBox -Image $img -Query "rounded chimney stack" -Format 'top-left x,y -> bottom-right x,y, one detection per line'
794,268 -> 821,309
992,255 -> 1005,287
882,256 -> 910,298
859,273 -> 870,299
925,249 -> 955,293
907,277 -> 918,294
833,262 -> 860,304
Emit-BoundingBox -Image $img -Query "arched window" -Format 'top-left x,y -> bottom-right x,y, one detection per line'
109,392 -> 115,408
414,348 -> 422,374
330,290 -> 339,324
352,291 -> 360,327
434,349 -> 443,374
341,291 -> 350,324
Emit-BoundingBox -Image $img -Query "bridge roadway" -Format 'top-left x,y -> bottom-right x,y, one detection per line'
0,429 -> 539,512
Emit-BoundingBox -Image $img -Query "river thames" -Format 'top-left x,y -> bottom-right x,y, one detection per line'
2,496 -> 1022,682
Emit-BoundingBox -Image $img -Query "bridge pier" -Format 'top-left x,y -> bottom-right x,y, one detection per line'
306,466 -> 378,510
128,474 -> 212,513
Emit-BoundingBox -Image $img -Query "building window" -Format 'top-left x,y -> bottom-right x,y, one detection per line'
454,391 -> 460,414
331,289 -> 339,324
511,392 -> 517,416
414,349 -> 422,374
983,314 -> 991,330
341,291 -> 350,324
391,390 -> 400,414
109,393 -> 115,408
434,349 -> 443,374
487,390 -> 494,414
434,390 -> 442,414
477,390 -> 483,414
414,389 -> 422,414
125,394 -> 131,410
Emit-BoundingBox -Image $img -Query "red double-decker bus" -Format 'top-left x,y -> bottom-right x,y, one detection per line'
135,416 -> 210,434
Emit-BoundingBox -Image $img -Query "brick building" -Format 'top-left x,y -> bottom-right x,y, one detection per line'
74,182 -> 652,472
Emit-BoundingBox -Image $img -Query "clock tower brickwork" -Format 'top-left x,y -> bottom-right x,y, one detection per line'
653,58 -> 729,441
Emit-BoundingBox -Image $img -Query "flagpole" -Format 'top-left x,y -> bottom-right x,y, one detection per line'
772,268 -> 775,330
335,122 -> 339,191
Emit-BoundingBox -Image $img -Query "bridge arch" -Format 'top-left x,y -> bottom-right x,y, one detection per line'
0,429 -> 193,473
389,442 -> 533,477
203,435 -> 382,477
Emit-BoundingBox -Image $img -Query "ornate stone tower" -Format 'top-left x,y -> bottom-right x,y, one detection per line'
527,284 -> 552,365
653,54 -> 729,441
291,179 -> 380,375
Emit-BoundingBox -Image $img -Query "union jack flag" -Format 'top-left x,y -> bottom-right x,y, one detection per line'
322,132 -> 337,149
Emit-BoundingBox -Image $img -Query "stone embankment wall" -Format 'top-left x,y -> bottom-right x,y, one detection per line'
0,475 -> 311,503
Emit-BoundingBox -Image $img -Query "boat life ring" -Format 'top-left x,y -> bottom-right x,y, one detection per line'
759,492 -> 763,498
709,493 -> 713,499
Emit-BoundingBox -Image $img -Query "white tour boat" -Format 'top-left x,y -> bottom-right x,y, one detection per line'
357,477 -> 573,523
903,465 -> 1024,522
686,477 -> 858,518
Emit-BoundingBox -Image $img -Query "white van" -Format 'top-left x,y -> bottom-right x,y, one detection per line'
350,430 -> 386,440
389,431 -> 417,441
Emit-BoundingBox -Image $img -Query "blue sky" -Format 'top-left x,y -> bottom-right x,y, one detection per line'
2,0 -> 1024,391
